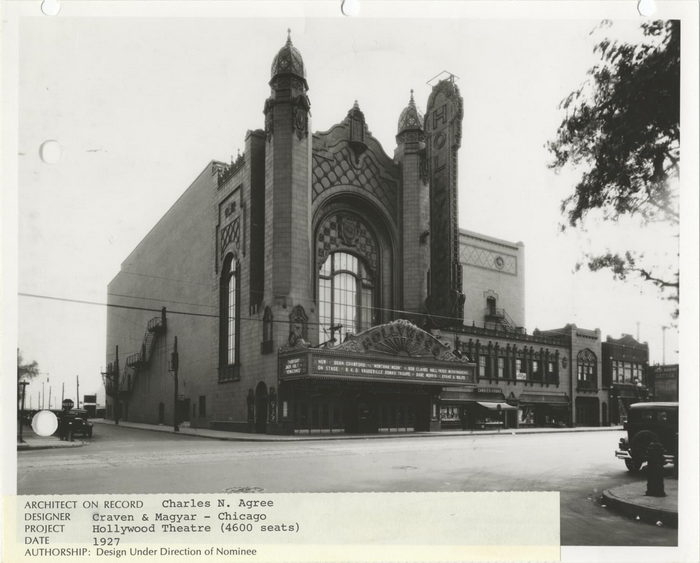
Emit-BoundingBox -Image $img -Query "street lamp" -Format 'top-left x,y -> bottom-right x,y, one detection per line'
661,326 -> 668,365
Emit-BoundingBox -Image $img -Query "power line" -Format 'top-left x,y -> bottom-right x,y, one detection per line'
107,291 -> 217,310
19,292 -> 214,318
19,290 -> 470,326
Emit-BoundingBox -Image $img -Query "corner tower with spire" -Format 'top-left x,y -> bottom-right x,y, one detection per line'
396,90 -> 430,314
263,30 -> 313,311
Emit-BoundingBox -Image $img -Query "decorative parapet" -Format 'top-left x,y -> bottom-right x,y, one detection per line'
217,152 -> 246,188
455,323 -> 566,347
332,319 -> 467,362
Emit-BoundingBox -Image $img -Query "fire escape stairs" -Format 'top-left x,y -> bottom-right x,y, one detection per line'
119,315 -> 166,397
484,307 -> 522,332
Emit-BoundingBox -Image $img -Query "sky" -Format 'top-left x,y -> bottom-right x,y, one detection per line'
12,14 -> 684,409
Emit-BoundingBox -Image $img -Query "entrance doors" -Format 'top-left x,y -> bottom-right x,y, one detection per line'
255,382 -> 268,433
356,400 -> 376,433
575,398 -> 600,426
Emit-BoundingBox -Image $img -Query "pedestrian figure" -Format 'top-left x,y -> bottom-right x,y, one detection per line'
58,399 -> 74,442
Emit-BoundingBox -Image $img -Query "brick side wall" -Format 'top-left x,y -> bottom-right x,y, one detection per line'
106,162 -> 220,427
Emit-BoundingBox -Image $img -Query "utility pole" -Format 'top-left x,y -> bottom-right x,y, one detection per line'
114,346 -> 121,425
48,385 -> 52,410
61,382 -> 64,403
76,375 -> 80,409
172,336 -> 179,432
636,321 -> 640,341
18,381 -> 29,443
41,380 -> 45,409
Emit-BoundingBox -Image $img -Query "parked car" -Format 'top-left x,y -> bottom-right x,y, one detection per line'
615,402 -> 678,472
69,409 -> 94,438
53,408 -> 93,439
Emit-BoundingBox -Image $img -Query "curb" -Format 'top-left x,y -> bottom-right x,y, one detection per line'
602,487 -> 678,528
93,419 -> 623,443
17,441 -> 85,451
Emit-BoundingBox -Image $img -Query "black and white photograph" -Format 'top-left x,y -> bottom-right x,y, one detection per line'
4,1 -> 698,561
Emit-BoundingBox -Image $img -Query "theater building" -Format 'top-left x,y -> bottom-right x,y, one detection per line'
104,34 -> 608,433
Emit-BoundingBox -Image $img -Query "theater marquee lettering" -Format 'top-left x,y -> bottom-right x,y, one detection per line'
311,356 -> 471,383
281,356 -> 307,377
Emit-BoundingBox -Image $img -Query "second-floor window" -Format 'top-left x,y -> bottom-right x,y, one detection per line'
577,348 -> 597,387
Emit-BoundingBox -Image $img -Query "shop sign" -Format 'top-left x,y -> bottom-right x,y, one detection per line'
310,355 -> 473,384
281,355 -> 307,377
516,372 -> 527,381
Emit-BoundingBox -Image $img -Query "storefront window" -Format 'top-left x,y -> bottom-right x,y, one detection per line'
519,407 -> 535,426
440,406 -> 460,422
318,252 -> 374,344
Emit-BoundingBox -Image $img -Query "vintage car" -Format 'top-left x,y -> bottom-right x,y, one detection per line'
53,408 -> 94,439
615,402 -> 678,472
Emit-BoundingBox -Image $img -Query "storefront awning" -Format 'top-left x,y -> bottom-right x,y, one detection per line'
476,401 -> 517,411
518,393 -> 569,406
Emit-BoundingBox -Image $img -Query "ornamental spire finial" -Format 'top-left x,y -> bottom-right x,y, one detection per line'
286,28 -> 292,45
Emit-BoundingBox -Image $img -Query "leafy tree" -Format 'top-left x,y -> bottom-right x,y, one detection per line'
17,348 -> 40,382
548,20 -> 680,309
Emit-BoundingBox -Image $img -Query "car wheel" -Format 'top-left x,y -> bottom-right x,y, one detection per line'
624,458 -> 642,472
630,429 -> 659,464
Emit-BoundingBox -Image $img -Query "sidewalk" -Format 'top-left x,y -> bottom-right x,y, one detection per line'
93,418 -> 623,443
17,435 -> 85,451
602,478 -> 678,528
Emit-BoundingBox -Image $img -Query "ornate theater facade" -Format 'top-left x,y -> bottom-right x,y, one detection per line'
104,34 -> 643,434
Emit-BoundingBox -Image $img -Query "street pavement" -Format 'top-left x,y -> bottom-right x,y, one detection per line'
17,423 -> 677,546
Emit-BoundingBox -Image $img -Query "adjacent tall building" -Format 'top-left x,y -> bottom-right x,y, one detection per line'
104,35 -> 643,434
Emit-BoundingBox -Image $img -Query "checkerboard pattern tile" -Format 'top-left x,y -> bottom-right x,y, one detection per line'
460,244 -> 516,275
316,213 -> 378,273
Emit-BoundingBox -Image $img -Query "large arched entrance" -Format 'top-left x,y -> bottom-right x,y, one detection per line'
255,382 -> 268,433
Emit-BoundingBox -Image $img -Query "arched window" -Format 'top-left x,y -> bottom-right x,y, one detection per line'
577,348 -> 597,388
318,252 -> 374,344
219,255 -> 239,381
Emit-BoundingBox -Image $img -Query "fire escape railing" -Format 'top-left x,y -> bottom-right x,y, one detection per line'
111,312 -> 167,397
